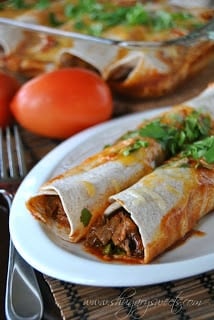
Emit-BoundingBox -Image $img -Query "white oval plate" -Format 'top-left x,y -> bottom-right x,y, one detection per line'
10,107 -> 214,287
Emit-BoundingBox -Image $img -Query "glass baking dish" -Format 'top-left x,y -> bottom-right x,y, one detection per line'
0,0 -> 213,98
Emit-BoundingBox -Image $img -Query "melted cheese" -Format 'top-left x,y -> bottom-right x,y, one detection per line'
82,181 -> 96,197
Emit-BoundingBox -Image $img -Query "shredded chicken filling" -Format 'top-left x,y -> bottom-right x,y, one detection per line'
86,209 -> 144,258
45,195 -> 70,229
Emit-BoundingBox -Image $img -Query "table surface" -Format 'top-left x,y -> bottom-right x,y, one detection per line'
1,61 -> 214,319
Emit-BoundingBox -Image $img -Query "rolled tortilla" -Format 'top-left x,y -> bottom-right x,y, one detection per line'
26,85 -> 214,242
27,136 -> 165,242
86,136 -> 214,263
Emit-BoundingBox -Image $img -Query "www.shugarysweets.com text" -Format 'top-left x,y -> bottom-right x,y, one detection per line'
83,288 -> 206,319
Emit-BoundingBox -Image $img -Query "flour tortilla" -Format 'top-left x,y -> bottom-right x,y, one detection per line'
105,159 -> 214,263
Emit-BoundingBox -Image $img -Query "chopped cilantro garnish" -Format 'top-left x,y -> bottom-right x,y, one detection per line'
153,10 -> 174,31
123,139 -> 149,156
35,0 -> 50,10
80,208 -> 92,227
121,110 -> 211,156
103,144 -> 111,149
172,12 -> 193,21
8,0 -> 28,9
184,111 -> 210,139
120,130 -> 140,140
126,3 -> 150,26
182,136 -> 214,164
0,0 -> 206,37
48,12 -> 64,27
139,120 -> 169,141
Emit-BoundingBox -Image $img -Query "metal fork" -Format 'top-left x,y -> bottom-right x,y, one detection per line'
0,125 -> 43,320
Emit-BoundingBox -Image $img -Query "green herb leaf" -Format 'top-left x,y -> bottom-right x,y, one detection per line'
102,241 -> 125,256
9,0 -> 28,9
123,139 -> 149,156
120,130 -> 140,140
172,12 -> 193,21
48,12 -> 64,27
35,0 -> 50,10
126,3 -> 150,26
152,10 -> 174,31
182,136 -> 214,164
80,208 -> 92,227
138,111 -> 211,155
184,111 -> 209,140
103,243 -> 112,255
139,120 -> 170,141
103,144 -> 111,149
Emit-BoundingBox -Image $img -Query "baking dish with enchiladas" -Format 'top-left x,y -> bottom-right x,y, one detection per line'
0,0 -> 213,98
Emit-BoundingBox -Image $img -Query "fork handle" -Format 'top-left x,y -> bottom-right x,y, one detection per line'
1,190 -> 44,320
5,240 -> 44,320
0,182 -> 21,195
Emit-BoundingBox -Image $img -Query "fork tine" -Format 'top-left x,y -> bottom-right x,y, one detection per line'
0,127 -> 8,179
6,126 -> 18,179
14,125 -> 27,177
0,125 -> 27,180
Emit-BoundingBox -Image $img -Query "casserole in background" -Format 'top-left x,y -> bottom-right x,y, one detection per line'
0,0 -> 213,99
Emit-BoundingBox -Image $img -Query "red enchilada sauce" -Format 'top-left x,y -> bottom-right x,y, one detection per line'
84,208 -> 206,264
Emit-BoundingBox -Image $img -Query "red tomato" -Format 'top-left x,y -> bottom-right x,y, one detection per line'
0,72 -> 20,128
11,68 -> 113,139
